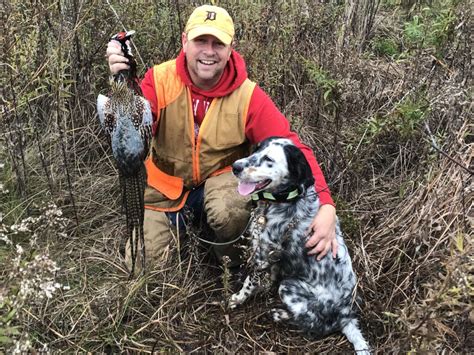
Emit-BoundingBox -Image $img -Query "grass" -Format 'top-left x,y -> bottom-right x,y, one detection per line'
1,0 -> 472,352
372,37 -> 400,58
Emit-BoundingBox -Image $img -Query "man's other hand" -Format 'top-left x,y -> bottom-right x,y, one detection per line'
305,204 -> 338,261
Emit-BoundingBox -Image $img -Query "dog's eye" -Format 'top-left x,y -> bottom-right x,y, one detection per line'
262,156 -> 274,163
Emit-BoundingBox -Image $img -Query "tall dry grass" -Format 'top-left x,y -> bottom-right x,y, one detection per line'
1,0 -> 472,352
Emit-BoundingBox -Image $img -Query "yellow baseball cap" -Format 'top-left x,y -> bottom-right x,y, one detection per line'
185,5 -> 234,45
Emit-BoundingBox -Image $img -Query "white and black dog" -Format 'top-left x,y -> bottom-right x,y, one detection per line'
229,137 -> 369,354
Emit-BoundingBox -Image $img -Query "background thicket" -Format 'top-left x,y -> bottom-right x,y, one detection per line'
1,0 -> 472,352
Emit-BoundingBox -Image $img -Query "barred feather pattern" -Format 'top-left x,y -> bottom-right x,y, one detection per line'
97,79 -> 153,276
120,164 -> 147,274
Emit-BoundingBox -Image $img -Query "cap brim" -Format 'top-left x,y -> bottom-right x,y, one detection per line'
187,27 -> 233,45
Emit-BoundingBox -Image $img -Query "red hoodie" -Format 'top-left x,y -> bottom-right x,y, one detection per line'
140,50 -> 334,206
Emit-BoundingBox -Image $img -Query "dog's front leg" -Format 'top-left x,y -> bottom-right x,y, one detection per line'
228,275 -> 257,309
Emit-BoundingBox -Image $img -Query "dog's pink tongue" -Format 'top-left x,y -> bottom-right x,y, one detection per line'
238,182 -> 257,196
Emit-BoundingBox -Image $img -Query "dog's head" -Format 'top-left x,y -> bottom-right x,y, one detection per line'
232,137 -> 315,196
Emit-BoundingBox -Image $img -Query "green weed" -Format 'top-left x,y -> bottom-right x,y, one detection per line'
380,0 -> 400,9
402,0 -> 457,54
426,2 -> 457,53
372,37 -> 400,58
404,15 -> 425,47
394,96 -> 429,138
332,197 -> 360,237
303,60 -> 339,106
362,94 -> 429,144
366,115 -> 389,137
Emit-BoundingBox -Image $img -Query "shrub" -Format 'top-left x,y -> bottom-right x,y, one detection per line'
372,37 -> 401,58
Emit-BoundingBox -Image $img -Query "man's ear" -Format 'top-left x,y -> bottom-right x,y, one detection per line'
181,32 -> 188,53
228,41 -> 234,59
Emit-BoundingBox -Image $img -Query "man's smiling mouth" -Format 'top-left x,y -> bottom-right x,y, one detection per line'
198,59 -> 217,65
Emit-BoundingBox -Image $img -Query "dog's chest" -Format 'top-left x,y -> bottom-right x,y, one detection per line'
248,203 -> 312,269
251,205 -> 296,244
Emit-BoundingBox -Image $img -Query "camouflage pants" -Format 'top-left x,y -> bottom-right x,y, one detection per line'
125,172 -> 251,269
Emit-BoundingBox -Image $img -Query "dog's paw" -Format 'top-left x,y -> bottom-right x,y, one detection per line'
271,308 -> 290,322
228,293 -> 243,309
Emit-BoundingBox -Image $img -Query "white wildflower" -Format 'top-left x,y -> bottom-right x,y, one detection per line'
0,182 -> 9,194
40,342 -> 49,352
29,233 -> 39,247
0,234 -> 12,245
39,281 -> 61,299
16,223 -> 31,233
19,279 -> 34,299
16,244 -> 24,255
12,338 -> 31,354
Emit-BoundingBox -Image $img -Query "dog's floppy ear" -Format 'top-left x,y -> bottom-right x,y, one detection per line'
283,144 -> 315,188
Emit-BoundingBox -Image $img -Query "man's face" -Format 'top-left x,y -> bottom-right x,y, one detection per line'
182,33 -> 232,90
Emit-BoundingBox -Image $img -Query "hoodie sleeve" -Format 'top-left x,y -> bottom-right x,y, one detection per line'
245,86 -> 334,206
140,67 -> 160,134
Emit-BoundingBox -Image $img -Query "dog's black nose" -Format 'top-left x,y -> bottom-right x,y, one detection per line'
232,162 -> 244,175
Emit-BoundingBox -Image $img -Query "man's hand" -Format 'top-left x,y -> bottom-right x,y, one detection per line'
305,204 -> 338,260
106,40 -> 130,75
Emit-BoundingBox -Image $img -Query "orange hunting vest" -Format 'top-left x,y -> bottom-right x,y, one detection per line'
144,59 -> 256,212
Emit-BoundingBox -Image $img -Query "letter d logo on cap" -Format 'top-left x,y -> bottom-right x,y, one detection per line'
205,11 -> 216,21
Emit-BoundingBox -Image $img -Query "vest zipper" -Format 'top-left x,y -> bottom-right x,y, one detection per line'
187,88 -> 199,185
194,98 -> 217,184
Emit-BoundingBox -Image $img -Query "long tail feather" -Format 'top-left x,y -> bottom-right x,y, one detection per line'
121,163 -> 147,276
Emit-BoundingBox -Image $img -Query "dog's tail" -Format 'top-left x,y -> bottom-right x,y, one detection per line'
341,319 -> 370,354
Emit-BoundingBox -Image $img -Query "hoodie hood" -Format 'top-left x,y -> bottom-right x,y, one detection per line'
176,49 -> 248,98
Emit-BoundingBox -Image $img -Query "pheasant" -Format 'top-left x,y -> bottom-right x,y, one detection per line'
97,31 -> 152,275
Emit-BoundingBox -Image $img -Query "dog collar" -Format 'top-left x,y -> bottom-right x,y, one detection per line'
251,187 -> 303,202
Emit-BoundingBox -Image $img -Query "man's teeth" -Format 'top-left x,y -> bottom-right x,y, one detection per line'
199,60 -> 216,65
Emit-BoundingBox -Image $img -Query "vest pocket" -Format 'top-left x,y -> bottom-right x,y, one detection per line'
214,113 -> 245,148
145,158 -> 184,200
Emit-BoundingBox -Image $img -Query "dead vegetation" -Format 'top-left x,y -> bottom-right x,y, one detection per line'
1,0 -> 472,353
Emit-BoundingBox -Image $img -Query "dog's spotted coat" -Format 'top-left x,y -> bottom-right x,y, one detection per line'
230,137 -> 369,354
